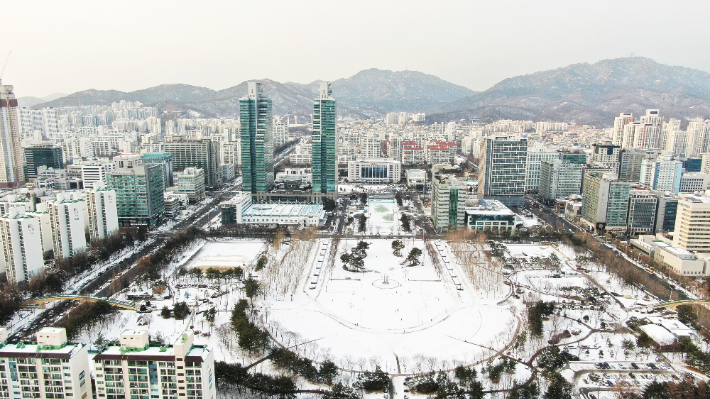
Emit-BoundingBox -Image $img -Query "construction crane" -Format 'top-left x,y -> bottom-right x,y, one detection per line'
0,51 -> 11,82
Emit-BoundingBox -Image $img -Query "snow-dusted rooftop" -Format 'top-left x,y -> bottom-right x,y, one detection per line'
0,342 -> 85,359
243,203 -> 323,217
639,324 -> 676,345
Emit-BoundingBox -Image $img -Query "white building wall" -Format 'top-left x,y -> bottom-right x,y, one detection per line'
0,209 -> 45,283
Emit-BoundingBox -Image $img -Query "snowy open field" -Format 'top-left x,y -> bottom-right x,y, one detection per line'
189,241 -> 265,270
264,238 -> 519,373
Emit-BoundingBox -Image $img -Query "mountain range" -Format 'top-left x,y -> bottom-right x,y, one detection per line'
32,57 -> 710,127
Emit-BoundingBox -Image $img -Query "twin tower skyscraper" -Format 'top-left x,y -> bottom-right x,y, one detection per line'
239,81 -> 337,202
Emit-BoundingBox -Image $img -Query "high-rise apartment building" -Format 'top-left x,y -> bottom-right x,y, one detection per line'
93,330 -> 215,399
0,82 -> 24,186
107,155 -> 165,227
163,140 -> 219,188
86,182 -> 119,241
590,142 -> 621,172
432,176 -> 468,232
47,192 -> 87,259
673,194 -> 710,251
685,118 -> 710,158
0,208 -> 45,283
312,82 -> 337,200
0,327 -> 93,399
611,113 -> 634,146
24,143 -> 64,180
478,136 -> 527,207
240,82 -> 274,199
639,153 -> 683,193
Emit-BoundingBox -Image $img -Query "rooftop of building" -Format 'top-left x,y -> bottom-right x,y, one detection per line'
141,152 -> 172,158
465,200 -> 514,216
680,193 -> 710,203
0,341 -> 84,359
243,203 -> 324,218
93,344 -> 211,362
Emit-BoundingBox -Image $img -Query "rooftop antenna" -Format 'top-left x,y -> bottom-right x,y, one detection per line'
0,51 -> 11,82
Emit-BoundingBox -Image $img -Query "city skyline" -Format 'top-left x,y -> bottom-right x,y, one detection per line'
3,0 -> 710,97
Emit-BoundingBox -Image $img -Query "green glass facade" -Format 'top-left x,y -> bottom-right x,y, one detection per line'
240,82 -> 274,194
106,164 -> 164,226
312,83 -> 337,196
24,145 -> 64,179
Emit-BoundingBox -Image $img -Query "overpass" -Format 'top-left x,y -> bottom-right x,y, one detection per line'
23,295 -> 137,310
631,299 -> 710,310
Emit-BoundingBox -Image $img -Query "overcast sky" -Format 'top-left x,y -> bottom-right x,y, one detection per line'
3,0 -> 710,98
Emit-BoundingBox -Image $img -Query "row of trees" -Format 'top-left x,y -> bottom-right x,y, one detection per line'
61,300 -> 116,339
215,361 -> 298,399
136,226 -> 204,281
27,227 -> 148,297
183,267 -> 244,281
268,347 -> 338,385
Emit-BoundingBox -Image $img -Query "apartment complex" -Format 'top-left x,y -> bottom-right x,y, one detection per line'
0,208 -> 45,283
93,330 -> 215,399
46,193 -> 87,259
0,327 -> 93,399
85,183 -> 119,241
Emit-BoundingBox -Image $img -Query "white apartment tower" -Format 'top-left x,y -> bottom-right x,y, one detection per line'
47,193 -> 88,259
0,208 -> 45,283
0,81 -> 24,185
93,330 -> 216,399
86,182 -> 119,241
0,327 -> 93,399
612,113 -> 633,146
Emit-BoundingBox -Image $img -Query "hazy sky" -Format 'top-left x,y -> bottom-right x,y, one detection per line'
3,0 -> 710,98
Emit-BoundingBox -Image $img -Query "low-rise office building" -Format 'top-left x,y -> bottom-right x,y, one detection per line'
465,199 -> 516,233
347,159 -> 401,184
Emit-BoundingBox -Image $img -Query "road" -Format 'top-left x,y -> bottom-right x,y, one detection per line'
10,189 -> 231,341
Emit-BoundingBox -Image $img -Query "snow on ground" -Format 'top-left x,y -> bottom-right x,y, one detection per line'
367,199 -> 399,235
189,241 -> 265,270
264,238 -> 518,373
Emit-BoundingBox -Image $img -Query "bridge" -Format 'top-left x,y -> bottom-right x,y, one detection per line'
631,299 -> 710,310
23,295 -> 137,310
